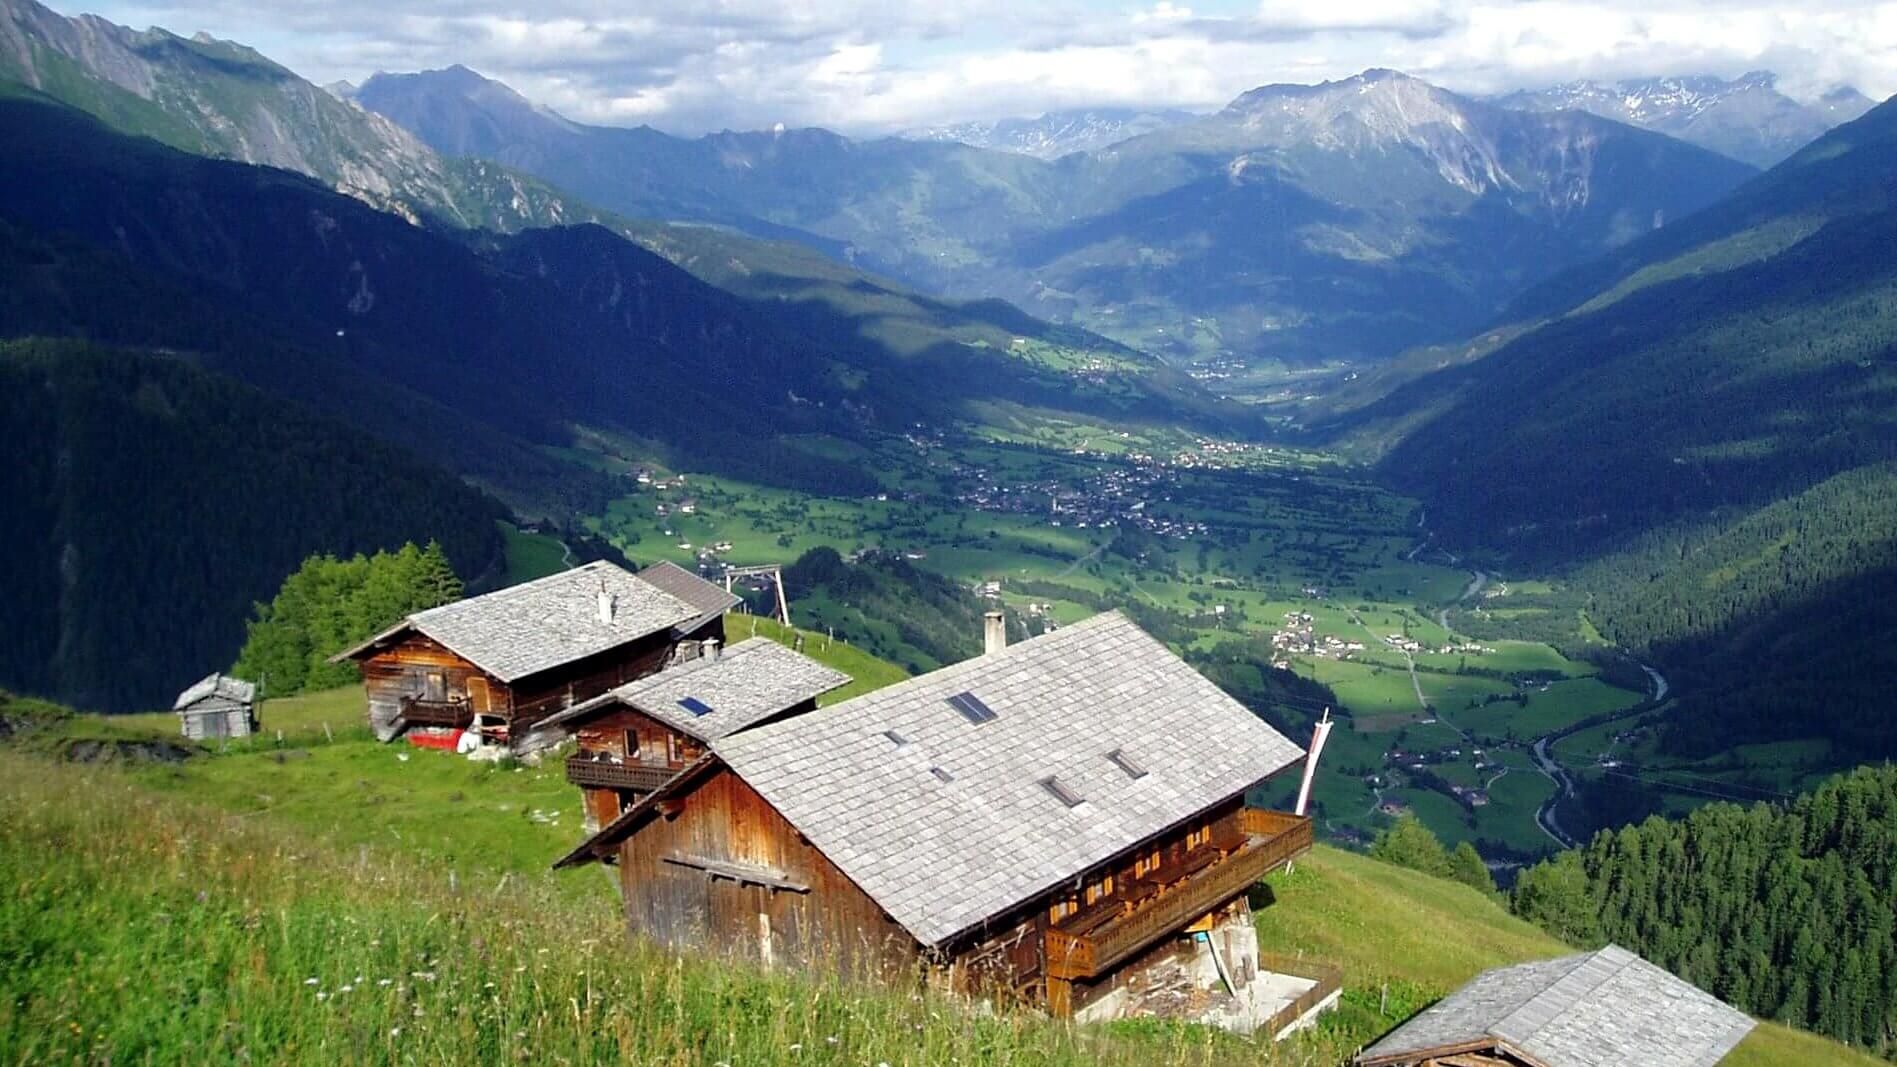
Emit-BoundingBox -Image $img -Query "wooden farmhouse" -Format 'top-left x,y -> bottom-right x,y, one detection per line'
556,611 -> 1328,1030
1354,945 -> 1756,1067
538,636 -> 852,834
333,561 -> 739,750
174,672 -> 258,740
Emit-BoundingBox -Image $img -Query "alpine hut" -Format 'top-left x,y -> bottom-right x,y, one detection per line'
539,636 -> 852,832
174,672 -> 258,740
1354,944 -> 1757,1067
332,561 -> 736,751
555,611 -> 1323,1029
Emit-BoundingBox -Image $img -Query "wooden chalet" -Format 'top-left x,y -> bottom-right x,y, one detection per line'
537,636 -> 852,833
1354,945 -> 1756,1067
556,611 -> 1324,1029
333,561 -> 739,750
174,672 -> 258,740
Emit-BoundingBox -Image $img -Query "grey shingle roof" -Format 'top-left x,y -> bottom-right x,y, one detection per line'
711,611 -> 1306,948
400,561 -> 698,683
1356,945 -> 1757,1067
174,672 -> 256,710
538,637 -> 851,741
632,561 -> 742,631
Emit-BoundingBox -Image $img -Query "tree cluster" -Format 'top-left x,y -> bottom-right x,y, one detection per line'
232,543 -> 463,696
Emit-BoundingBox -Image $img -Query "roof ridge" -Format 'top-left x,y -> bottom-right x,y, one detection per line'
809,609 -> 1130,718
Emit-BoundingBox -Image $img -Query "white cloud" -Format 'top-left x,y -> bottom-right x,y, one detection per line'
69,0 -> 1897,133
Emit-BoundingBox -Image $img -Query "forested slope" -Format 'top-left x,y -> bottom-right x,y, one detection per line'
0,340 -> 502,711
1354,99 -> 1897,763
1516,765 -> 1897,1054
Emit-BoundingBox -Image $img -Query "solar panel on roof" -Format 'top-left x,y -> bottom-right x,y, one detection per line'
946,691 -> 997,724
677,696 -> 714,717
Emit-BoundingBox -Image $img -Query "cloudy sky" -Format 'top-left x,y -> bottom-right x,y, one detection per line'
68,0 -> 1897,134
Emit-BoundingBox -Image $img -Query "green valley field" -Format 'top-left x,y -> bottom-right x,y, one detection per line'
568,427 -> 1646,865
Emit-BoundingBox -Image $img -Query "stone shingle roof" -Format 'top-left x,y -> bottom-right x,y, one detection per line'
174,672 -> 256,710
538,637 -> 851,741
632,561 -> 742,632
711,611 -> 1306,947
360,561 -> 699,683
1356,945 -> 1756,1067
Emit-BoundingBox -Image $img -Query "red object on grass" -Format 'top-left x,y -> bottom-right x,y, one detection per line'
407,729 -> 463,751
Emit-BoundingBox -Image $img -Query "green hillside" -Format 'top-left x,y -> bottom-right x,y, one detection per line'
0,339 -> 503,712
0,703 -> 1869,1065
1346,99 -> 1897,770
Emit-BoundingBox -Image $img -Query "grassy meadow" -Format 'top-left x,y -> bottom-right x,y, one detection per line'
0,748 -> 1869,1066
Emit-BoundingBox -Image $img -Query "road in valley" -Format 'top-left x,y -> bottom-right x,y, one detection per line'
1529,663 -> 1670,849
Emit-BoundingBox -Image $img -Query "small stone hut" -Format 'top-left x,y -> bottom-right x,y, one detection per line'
174,673 -> 258,740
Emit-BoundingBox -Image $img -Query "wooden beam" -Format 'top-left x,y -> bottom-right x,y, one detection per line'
662,853 -> 810,893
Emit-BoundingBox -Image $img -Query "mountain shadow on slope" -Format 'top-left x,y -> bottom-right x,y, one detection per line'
0,339 -> 505,712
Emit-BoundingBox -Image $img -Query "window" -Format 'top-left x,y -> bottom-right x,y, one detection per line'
1040,775 -> 1084,808
946,691 -> 997,724
1106,748 -> 1147,780
423,672 -> 446,702
624,730 -> 641,762
930,766 -> 954,783
677,696 -> 714,717
883,729 -> 909,747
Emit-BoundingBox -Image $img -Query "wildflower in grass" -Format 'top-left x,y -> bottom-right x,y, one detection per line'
304,977 -> 319,986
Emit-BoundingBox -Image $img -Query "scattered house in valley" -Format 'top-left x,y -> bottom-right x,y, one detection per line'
555,611 -> 1330,1033
539,637 -> 851,832
1354,944 -> 1755,1067
332,561 -> 737,751
174,672 -> 258,740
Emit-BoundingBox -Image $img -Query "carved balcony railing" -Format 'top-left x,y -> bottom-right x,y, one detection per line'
564,755 -> 678,793
1045,810 -> 1312,980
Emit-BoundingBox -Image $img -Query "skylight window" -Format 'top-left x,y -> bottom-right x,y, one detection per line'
1106,748 -> 1148,780
946,691 -> 998,724
677,696 -> 714,717
883,729 -> 909,747
930,766 -> 954,783
1040,775 -> 1085,808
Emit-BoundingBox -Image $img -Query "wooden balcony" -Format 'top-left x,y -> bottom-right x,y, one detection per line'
399,697 -> 473,729
564,755 -> 677,793
1045,810 -> 1312,980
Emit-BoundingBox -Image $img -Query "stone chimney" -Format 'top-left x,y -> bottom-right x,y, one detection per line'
703,637 -> 722,661
983,611 -> 1007,656
596,583 -> 616,625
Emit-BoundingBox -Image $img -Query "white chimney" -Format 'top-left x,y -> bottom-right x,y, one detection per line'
703,638 -> 721,661
596,584 -> 616,625
983,611 -> 1007,656
1294,708 -> 1335,818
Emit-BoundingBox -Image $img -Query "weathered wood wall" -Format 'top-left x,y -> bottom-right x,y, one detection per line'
178,698 -> 256,740
617,768 -> 920,981
360,634 -> 500,741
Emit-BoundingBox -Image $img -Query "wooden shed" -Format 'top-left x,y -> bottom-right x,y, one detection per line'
174,673 -> 258,740
331,561 -> 737,751
557,611 -> 1324,1030
538,636 -> 851,832
1354,945 -> 1756,1067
